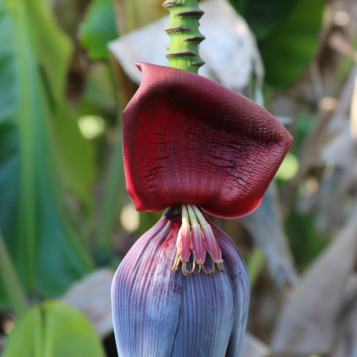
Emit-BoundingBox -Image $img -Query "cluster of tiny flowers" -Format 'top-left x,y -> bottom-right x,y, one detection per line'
170,205 -> 225,276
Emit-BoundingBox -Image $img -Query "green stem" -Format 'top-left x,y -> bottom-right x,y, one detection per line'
163,0 -> 205,73
0,232 -> 27,317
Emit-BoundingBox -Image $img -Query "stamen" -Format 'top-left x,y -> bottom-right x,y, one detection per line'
180,205 -> 191,263
192,205 -> 223,264
169,204 -> 225,276
212,262 -> 216,276
193,264 -> 202,275
187,205 -> 206,265
170,249 -> 181,271
216,262 -> 226,273
182,262 -> 190,276
201,265 -> 213,275
190,259 -> 196,274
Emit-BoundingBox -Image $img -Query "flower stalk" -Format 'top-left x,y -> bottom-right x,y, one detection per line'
163,0 -> 205,73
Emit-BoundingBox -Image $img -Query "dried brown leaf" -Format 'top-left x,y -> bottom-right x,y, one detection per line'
240,184 -> 298,294
272,213 -> 357,356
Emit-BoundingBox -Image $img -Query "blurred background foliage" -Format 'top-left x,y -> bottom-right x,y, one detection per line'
1,0 -> 357,356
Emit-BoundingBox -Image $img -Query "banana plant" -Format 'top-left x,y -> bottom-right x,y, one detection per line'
0,0 -> 95,307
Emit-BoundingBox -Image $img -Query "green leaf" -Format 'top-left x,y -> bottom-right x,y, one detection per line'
96,129 -> 125,247
228,0 -> 297,40
0,0 -> 94,306
0,232 -> 27,317
3,301 -> 105,357
3,305 -> 43,357
26,0 -> 73,102
50,104 -> 97,209
0,125 -> 19,242
27,0 -> 97,207
259,0 -> 325,88
79,0 -> 118,60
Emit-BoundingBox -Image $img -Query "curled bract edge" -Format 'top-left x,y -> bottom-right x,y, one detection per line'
123,63 -> 292,218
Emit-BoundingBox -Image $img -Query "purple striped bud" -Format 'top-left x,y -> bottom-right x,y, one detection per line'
111,209 -> 250,357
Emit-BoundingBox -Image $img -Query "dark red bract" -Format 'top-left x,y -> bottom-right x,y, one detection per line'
123,63 -> 292,218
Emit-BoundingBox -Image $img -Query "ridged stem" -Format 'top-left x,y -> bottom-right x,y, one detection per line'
163,0 -> 205,73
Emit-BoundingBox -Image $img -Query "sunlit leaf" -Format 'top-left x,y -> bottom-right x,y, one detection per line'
113,0 -> 166,35
50,105 -> 96,209
3,305 -> 42,356
3,301 -> 105,357
275,152 -> 299,181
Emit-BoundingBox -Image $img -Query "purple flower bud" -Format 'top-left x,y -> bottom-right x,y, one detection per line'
112,210 -> 250,357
